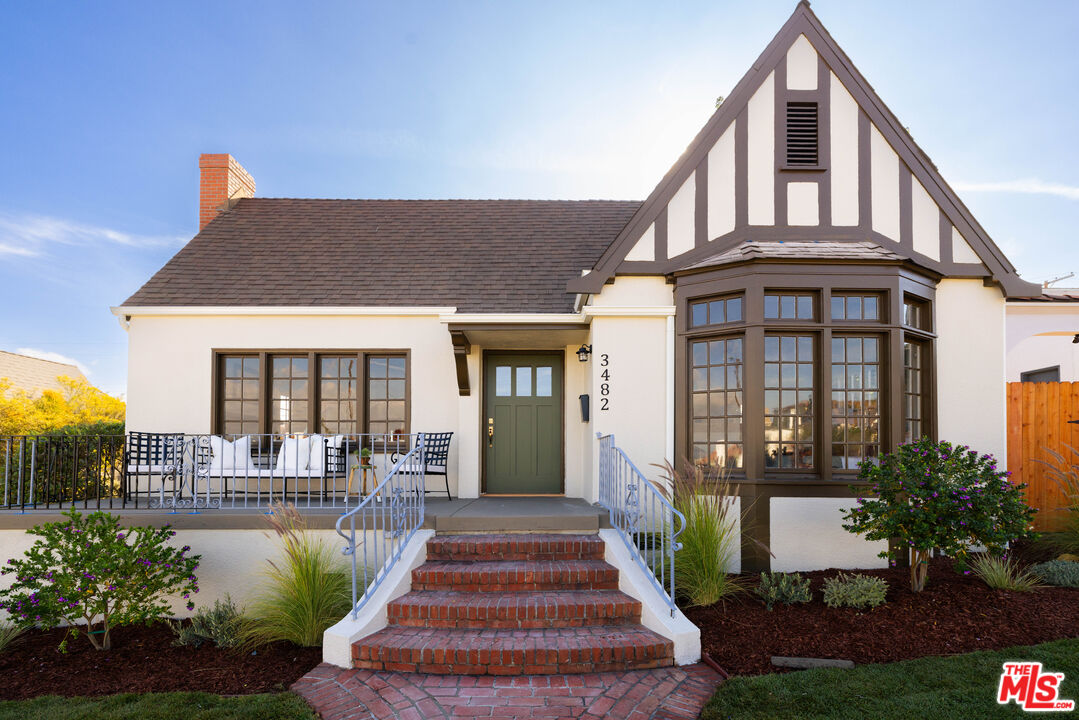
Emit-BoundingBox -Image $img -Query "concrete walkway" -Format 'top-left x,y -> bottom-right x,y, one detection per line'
423,497 -> 608,533
292,663 -> 722,720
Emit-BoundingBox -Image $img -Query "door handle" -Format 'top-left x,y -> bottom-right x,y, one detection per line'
487,418 -> 494,446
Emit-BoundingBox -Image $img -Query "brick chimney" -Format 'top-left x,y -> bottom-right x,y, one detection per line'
198,153 -> 256,231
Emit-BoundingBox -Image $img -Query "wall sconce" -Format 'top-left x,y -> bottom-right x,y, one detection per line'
576,344 -> 593,362
1072,334 -> 1078,344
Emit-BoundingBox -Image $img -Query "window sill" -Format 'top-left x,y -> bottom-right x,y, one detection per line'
779,165 -> 827,173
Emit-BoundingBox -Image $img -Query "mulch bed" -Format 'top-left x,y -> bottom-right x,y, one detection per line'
0,622 -> 321,700
685,556 -> 1079,677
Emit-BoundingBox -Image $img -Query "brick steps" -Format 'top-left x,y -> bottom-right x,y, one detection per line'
411,559 -> 619,592
351,532 -> 674,675
386,589 -> 642,629
425,533 -> 605,562
351,626 -> 673,675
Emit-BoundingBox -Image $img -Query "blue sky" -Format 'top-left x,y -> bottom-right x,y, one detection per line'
1,1 -> 1077,396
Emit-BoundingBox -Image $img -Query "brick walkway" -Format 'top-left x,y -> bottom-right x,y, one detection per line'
292,663 -> 722,720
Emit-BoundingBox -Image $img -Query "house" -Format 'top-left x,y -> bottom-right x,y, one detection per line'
115,1 -> 1036,579
0,349 -> 87,396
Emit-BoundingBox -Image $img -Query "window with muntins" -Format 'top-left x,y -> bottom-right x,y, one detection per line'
683,278 -> 934,481
690,295 -> 744,328
691,336 -> 744,469
764,335 -> 815,469
215,351 -> 408,437
830,336 -> 881,469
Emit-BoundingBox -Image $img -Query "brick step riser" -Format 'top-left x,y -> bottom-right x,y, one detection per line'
386,595 -> 641,629
411,580 -> 619,593
351,658 -> 672,675
351,645 -> 674,676
425,551 -> 604,562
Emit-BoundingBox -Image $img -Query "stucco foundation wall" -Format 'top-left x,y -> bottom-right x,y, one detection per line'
0,527 -> 366,620
935,279 -> 1007,462
125,313 -> 463,496
769,497 -> 888,572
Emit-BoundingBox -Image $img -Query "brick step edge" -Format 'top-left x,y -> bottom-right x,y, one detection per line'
426,534 -> 605,562
386,590 -> 642,629
411,560 -> 619,592
352,627 -> 674,676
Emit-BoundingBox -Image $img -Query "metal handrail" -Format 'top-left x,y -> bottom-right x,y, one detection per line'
596,432 -> 686,616
335,433 -> 426,619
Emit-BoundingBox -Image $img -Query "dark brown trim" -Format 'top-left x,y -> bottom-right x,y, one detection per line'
774,55 -> 789,228
898,163 -> 913,253
938,210 -> 953,265
695,161 -> 708,248
479,350 -> 566,496
735,109 -> 749,229
450,330 -> 471,397
655,206 -> 669,261
857,110 -> 871,232
211,348 -> 411,438
816,53 -> 832,228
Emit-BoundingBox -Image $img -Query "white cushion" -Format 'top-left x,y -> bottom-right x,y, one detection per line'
304,435 -> 327,474
275,436 -> 312,474
126,464 -> 176,474
398,462 -> 446,474
208,436 -> 252,475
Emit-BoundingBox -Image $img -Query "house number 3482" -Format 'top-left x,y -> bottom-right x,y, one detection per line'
599,353 -> 610,411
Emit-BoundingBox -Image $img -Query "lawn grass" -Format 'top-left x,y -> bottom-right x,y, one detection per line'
0,692 -> 316,720
701,638 -> 1079,719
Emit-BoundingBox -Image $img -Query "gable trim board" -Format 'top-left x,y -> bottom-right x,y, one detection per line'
568,1 -> 1036,298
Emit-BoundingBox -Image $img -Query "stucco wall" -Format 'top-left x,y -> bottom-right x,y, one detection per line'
769,498 -> 888,572
935,279 -> 1007,461
0,526 -> 358,621
1006,303 -> 1079,381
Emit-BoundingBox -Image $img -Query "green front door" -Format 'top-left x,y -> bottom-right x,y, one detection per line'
484,353 -> 563,494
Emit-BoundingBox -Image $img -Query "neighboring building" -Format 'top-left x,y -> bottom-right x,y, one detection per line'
0,350 -> 87,396
115,2 -> 1039,573
1007,290 -> 1079,382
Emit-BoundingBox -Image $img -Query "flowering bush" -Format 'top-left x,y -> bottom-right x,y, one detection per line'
0,510 -> 200,650
842,438 -> 1036,592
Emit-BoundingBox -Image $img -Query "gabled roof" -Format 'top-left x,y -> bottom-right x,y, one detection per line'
122,199 -> 640,313
570,1 -> 1037,296
679,240 -> 904,273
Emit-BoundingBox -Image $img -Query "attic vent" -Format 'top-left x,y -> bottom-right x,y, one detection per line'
786,102 -> 819,166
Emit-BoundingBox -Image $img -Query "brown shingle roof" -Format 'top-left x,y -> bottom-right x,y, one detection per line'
680,240 -> 906,272
124,199 -> 641,313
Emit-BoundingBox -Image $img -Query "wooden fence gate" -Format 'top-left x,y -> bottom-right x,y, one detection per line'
1006,381 -> 1079,531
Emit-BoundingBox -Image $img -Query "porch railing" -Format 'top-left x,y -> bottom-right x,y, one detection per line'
596,432 -> 685,616
1,432 -> 421,511
335,434 -> 425,618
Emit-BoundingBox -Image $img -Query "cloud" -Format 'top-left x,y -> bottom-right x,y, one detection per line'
15,347 -> 91,377
0,212 -> 185,256
953,178 -> 1079,201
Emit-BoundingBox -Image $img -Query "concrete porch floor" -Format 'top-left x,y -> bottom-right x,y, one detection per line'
422,497 -> 610,533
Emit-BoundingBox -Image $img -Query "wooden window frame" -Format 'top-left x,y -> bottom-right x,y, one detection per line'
688,293 -> 746,329
674,263 -> 937,485
689,333 -> 746,471
212,349 -> 411,440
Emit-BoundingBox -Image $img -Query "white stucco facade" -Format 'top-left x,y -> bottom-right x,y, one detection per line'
1006,301 -> 1079,382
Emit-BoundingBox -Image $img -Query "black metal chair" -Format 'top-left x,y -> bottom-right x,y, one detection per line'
125,431 -> 184,504
393,432 -> 453,500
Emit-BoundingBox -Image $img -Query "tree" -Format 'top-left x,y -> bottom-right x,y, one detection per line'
0,376 -> 124,435
842,438 -> 1036,592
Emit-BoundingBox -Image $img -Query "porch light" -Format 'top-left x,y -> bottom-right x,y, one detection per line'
576,344 -> 593,362
1073,334 -> 1079,344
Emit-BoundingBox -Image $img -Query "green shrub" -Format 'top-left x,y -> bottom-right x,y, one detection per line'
171,596 -> 243,648
843,438 -> 1036,592
0,621 -> 24,653
655,461 -> 749,607
822,572 -> 888,609
755,571 -> 811,610
968,554 -> 1042,591
240,504 -> 351,648
1030,560 -> 1079,588
0,510 -> 200,650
